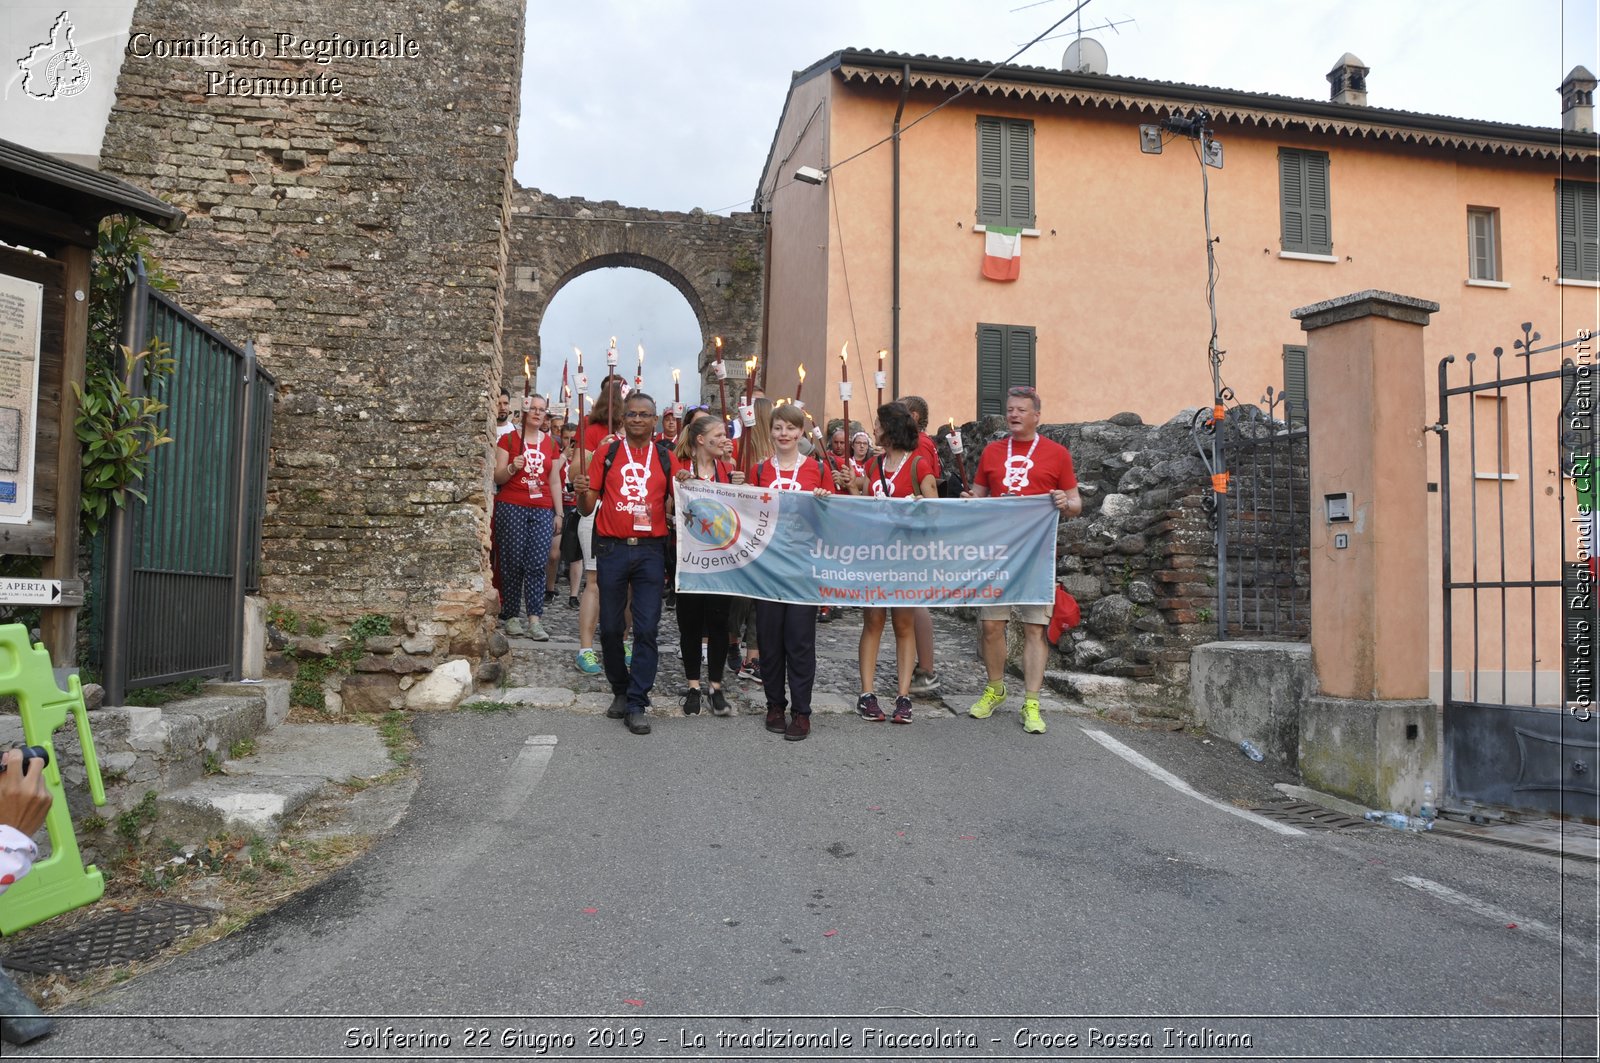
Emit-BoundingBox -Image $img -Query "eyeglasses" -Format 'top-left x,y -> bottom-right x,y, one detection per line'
622,411 -> 656,419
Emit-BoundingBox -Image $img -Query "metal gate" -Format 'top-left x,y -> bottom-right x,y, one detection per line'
1436,322 -> 1597,819
100,259 -> 275,704
1211,389 -> 1311,640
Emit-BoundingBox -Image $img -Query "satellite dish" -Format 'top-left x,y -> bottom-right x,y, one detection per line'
1063,37 -> 1108,75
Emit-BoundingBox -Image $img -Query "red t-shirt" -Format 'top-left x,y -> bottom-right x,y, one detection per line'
593,438 -> 671,539
750,453 -> 836,493
864,452 -> 929,498
915,431 -> 943,480
974,434 -> 1077,496
496,430 -> 560,509
678,455 -> 736,483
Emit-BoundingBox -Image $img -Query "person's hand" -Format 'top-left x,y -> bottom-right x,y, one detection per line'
813,488 -> 830,498
729,471 -> 746,485
960,490 -> 974,499
675,469 -> 691,482
571,474 -> 590,494
0,748 -> 51,837
510,452 -> 526,472
832,468 -> 851,489
1050,489 -> 1070,513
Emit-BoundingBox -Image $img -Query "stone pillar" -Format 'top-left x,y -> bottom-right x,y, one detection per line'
1290,290 -> 1442,810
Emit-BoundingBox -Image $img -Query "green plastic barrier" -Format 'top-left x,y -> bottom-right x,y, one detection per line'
0,624 -> 106,935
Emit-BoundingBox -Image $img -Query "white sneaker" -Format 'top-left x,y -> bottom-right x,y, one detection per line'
504,617 -> 526,637
525,618 -> 549,641
909,668 -> 942,696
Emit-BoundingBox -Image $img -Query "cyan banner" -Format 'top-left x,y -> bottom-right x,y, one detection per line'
674,480 -> 1058,607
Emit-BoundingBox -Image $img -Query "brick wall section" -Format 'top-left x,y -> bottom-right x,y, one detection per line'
505,188 -> 765,394
99,0 -> 526,657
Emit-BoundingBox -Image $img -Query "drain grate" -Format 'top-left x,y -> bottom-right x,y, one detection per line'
1250,800 -> 1372,831
1,901 -> 216,975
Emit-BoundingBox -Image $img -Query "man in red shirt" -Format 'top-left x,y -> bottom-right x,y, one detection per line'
965,385 -> 1082,735
574,393 -> 673,735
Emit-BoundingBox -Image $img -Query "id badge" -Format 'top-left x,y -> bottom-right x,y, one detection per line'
632,504 -> 652,533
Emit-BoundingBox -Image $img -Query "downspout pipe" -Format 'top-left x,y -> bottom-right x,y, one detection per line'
891,63 -> 909,397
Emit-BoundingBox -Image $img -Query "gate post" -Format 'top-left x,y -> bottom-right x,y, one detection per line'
1291,290 -> 1441,811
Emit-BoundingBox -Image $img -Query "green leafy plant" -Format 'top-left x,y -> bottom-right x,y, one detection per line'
115,790 -> 159,845
79,218 -> 180,538
228,738 -> 256,759
287,613 -> 394,711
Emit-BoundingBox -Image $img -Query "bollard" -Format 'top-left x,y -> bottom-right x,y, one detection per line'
0,624 -> 106,935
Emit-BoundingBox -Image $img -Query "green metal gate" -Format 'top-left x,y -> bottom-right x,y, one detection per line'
101,259 -> 274,703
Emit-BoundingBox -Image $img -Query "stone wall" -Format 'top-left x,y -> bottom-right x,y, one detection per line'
98,0 -> 526,659
949,409 -> 1221,718
506,188 -> 765,393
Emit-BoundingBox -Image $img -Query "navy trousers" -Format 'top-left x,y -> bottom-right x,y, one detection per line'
596,536 -> 666,712
755,601 -> 818,716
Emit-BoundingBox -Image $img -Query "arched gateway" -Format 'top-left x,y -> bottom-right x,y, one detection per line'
504,186 -> 765,396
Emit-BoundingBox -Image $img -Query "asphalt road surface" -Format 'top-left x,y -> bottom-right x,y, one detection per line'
16,706 -> 1599,1062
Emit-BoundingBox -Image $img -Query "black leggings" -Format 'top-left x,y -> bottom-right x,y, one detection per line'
677,591 -> 731,683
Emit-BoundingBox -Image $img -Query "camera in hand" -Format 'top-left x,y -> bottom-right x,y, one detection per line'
0,745 -> 49,774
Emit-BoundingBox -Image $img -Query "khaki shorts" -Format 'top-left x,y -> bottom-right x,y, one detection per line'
979,603 -> 1051,626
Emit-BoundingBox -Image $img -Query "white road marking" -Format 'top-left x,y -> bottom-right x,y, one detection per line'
1080,728 -> 1306,836
1395,874 -> 1587,957
497,734 -> 559,814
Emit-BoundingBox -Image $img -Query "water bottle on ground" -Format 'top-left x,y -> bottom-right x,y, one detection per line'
1238,739 -> 1264,762
1419,780 -> 1437,821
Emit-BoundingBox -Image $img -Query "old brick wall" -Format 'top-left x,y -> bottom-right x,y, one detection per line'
506,188 -> 765,394
99,0 -> 525,658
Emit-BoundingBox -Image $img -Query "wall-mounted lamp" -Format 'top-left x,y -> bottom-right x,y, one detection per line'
794,165 -> 828,185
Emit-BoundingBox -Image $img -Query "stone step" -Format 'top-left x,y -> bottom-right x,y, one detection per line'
154,721 -> 393,841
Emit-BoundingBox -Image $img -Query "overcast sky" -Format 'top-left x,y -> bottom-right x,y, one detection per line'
526,0 -> 1599,403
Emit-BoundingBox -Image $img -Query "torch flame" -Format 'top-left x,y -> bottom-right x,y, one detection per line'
524,355 -> 530,377
672,368 -> 680,382
714,336 -> 723,351
877,348 -> 887,363
798,364 -> 806,382
840,342 -> 848,361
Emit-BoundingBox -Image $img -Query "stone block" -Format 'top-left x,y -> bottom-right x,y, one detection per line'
1087,594 -> 1136,637
165,696 -> 266,756
208,679 -> 292,729
242,595 -> 267,679
340,673 -> 403,714
1299,695 -> 1440,811
1189,641 -> 1312,767
404,659 -> 473,711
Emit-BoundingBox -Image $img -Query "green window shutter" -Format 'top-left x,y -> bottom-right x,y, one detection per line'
977,324 -> 1006,418
1005,119 -> 1035,229
977,118 -> 1005,226
1279,149 -> 1306,253
1560,181 -> 1600,281
1282,344 -> 1308,425
1280,149 -> 1331,255
1304,152 -> 1331,254
1006,325 -> 1036,388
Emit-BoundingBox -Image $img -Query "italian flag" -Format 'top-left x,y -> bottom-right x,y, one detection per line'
982,226 -> 1022,282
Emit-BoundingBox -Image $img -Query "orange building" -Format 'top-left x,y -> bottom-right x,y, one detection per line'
755,50 -> 1599,727
755,49 -> 1599,429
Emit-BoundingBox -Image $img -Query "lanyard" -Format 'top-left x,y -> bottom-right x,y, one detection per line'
767,455 -> 803,491
1004,434 -> 1041,493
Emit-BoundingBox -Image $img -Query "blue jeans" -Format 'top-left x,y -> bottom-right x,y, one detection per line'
596,536 -> 666,712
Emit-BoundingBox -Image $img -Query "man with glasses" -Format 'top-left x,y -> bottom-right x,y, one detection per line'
963,385 -> 1081,734
573,393 -> 674,735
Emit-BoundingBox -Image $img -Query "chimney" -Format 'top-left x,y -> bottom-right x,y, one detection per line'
1327,53 -> 1369,106
1561,65 -> 1597,133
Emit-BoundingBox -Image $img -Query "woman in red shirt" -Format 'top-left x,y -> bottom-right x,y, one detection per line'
846,402 -> 939,725
748,404 -> 837,741
572,376 -> 628,674
672,412 -> 744,717
493,394 -> 564,641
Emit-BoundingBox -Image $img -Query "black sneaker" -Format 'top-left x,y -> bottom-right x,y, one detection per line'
625,712 -> 651,735
544,588 -> 556,604
709,688 -> 732,716
567,595 -> 579,610
683,688 -> 702,716
856,693 -> 885,721
606,693 -> 629,719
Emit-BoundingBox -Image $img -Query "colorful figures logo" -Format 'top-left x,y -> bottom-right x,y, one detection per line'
682,498 -> 740,550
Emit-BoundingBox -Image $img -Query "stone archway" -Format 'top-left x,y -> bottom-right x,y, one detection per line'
505,186 -> 765,396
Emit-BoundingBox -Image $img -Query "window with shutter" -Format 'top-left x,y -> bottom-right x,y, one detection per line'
976,117 -> 1035,229
1467,208 -> 1500,281
1559,181 -> 1599,281
1282,345 -> 1308,425
976,323 -> 1037,418
1279,148 -> 1331,255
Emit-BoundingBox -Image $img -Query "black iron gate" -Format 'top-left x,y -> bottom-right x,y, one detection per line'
1210,389 -> 1311,640
100,259 -> 275,704
1436,322 -> 1598,819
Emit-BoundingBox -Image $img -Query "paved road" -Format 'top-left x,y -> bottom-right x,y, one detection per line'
17,694 -> 1598,1061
